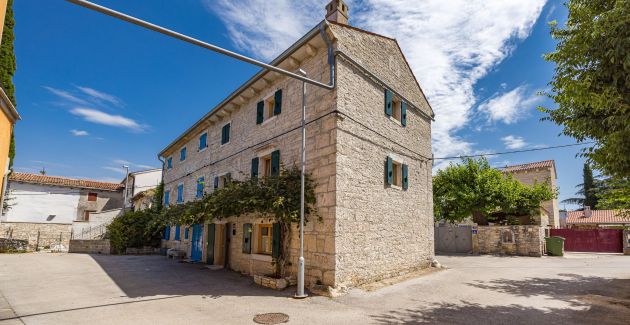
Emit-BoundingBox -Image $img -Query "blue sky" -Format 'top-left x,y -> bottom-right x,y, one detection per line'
11,0 -> 584,208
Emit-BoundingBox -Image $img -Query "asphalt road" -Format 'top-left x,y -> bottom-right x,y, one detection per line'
0,253 -> 628,324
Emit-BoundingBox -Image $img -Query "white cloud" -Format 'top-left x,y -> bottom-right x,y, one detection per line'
70,108 -> 144,132
76,86 -> 123,107
70,129 -> 89,136
102,166 -> 127,174
478,86 -> 540,124
206,0 -> 546,166
44,86 -> 89,105
501,135 -> 528,149
112,159 -> 157,170
205,0 -> 323,61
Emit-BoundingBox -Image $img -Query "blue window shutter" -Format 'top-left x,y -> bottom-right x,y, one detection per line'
271,150 -> 280,176
225,173 -> 232,184
180,147 -> 186,161
196,177 -> 205,198
271,223 -> 281,258
164,226 -> 171,240
174,225 -> 181,240
385,89 -> 393,116
386,157 -> 393,185
167,157 -> 172,169
214,176 -> 219,189
184,227 -> 189,240
402,164 -> 409,190
164,191 -> 170,206
251,157 -> 259,178
242,223 -> 252,253
199,133 -> 207,150
177,184 -> 183,202
256,101 -> 264,124
274,89 -> 282,115
401,102 -> 407,126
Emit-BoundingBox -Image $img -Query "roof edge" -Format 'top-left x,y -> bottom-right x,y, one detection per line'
158,20 -> 327,158
0,87 -> 20,123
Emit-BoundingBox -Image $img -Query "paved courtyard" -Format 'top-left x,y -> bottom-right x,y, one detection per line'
0,253 -> 629,324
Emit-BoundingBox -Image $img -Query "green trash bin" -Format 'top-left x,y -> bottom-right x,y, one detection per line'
545,236 -> 564,256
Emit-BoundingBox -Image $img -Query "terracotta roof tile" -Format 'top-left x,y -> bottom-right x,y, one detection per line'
501,160 -> 556,173
9,172 -> 124,191
566,210 -> 630,225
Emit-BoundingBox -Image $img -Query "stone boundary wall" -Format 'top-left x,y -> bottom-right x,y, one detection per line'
0,222 -> 72,251
69,239 -> 111,254
473,225 -> 545,257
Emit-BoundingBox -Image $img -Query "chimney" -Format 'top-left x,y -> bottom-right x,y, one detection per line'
584,206 -> 592,218
325,0 -> 350,25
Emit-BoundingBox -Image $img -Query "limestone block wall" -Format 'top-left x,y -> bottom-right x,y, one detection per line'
0,221 -> 72,251
333,35 -> 434,285
474,225 -> 545,257
69,239 -> 111,254
161,47 -> 339,286
510,168 -> 559,228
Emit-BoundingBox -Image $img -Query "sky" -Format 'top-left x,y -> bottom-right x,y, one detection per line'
11,0 -> 585,209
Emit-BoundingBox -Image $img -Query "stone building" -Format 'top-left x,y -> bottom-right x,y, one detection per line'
159,0 -> 435,289
502,160 -> 560,228
1,172 -> 124,249
121,168 -> 162,210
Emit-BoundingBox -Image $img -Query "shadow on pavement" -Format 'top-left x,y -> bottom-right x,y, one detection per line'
370,274 -> 630,324
89,254 -> 292,299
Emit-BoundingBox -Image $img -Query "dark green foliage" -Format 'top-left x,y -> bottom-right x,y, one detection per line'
596,176 -> 630,215
152,181 -> 164,212
0,0 -> 16,104
0,0 -> 16,168
108,167 -> 318,268
106,209 -> 164,254
539,0 -> 630,178
562,163 -> 601,208
433,158 -> 557,224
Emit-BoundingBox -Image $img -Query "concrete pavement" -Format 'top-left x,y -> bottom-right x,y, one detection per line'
0,253 -> 628,324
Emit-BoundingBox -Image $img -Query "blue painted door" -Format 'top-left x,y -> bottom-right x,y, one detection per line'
191,224 -> 204,262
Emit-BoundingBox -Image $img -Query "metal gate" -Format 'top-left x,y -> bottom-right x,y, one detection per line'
550,229 -> 623,253
435,225 -> 472,254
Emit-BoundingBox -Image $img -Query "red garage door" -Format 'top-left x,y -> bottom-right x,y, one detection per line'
550,229 -> 623,253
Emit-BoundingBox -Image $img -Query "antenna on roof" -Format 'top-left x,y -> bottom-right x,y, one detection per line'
39,167 -> 46,175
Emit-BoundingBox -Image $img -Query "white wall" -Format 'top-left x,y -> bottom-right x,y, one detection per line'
2,182 -> 80,224
133,170 -> 162,194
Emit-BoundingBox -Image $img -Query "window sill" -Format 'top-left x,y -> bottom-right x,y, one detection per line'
261,115 -> 277,126
74,220 -> 89,223
388,116 -> 403,126
220,141 -> 230,147
198,147 -> 208,153
389,184 -> 403,191
250,253 -> 272,262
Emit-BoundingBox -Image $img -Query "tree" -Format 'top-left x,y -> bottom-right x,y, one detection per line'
433,158 -> 556,224
0,0 -> 16,169
561,163 -> 601,208
596,176 -> 630,214
539,0 -> 630,178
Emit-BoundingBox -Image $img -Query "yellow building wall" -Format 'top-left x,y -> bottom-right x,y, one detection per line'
0,109 -> 12,184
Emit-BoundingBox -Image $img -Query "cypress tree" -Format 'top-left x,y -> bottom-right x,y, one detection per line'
0,0 -> 16,168
582,163 -> 599,209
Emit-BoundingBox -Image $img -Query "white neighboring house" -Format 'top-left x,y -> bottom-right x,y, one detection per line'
1,173 -> 124,242
122,168 -> 162,210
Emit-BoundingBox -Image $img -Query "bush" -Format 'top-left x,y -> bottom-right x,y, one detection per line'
107,209 -> 163,254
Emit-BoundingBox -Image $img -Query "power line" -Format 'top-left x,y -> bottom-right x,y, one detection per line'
432,142 -> 596,160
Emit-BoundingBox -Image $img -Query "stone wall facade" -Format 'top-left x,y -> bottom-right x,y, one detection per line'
160,23 -> 434,289
509,167 -> 559,228
69,239 -> 111,254
474,225 -> 545,257
0,221 -> 72,251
